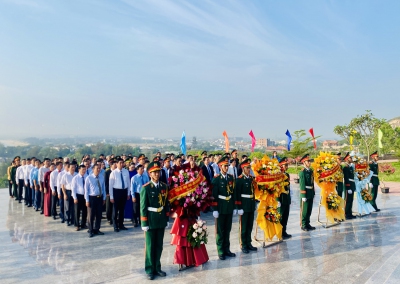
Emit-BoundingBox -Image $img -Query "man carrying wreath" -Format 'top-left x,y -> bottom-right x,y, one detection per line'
235,158 -> 257,253
299,154 -> 316,231
212,155 -> 237,260
140,161 -> 170,280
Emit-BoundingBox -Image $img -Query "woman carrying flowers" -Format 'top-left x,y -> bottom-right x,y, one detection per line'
168,162 -> 210,271
353,157 -> 375,215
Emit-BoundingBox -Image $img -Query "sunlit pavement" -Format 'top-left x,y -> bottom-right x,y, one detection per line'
1,184 -> 400,284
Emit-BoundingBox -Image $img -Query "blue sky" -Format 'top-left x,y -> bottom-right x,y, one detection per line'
0,0 -> 399,140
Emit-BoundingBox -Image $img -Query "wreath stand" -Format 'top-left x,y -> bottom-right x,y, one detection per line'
253,220 -> 283,248
317,196 -> 341,228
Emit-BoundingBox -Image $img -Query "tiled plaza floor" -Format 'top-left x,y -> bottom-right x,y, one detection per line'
1,183 -> 400,284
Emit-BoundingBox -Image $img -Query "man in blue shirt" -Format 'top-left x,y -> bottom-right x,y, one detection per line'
85,164 -> 106,238
30,160 -> 40,210
130,164 -> 149,227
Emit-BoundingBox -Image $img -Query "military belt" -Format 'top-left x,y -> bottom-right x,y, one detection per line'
241,194 -> 253,198
372,174 -> 378,177
305,186 -> 313,189
349,179 -> 354,182
218,195 -> 231,201
148,206 -> 163,213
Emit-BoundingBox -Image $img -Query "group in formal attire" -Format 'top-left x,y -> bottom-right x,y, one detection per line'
6,148 -> 383,280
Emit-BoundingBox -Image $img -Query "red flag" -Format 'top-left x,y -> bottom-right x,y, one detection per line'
249,130 -> 256,152
309,128 -> 317,149
222,131 -> 230,153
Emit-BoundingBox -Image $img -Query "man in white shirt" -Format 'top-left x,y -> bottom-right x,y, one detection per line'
227,159 -> 238,180
38,158 -> 50,214
109,158 -> 131,232
57,162 -> 69,223
61,163 -> 77,226
15,159 -> 26,203
23,158 -> 32,206
50,162 -> 62,220
26,158 -> 36,207
72,165 -> 88,231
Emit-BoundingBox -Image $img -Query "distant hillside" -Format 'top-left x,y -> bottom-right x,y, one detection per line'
388,117 -> 400,128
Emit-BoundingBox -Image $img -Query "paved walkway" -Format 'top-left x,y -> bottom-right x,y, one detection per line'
1,184 -> 400,284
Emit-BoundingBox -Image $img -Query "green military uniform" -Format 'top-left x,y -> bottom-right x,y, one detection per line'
235,159 -> 256,251
335,153 -> 344,198
343,153 -> 356,218
369,152 -> 380,211
279,171 -> 291,235
212,156 -> 236,258
140,161 -> 169,278
299,154 -> 315,230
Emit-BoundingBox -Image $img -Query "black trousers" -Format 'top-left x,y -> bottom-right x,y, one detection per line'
106,195 -> 113,221
8,180 -> 13,197
18,179 -> 24,201
64,190 -> 74,223
74,194 -> 87,227
88,195 -> 103,233
51,187 -> 58,217
133,192 -> 141,224
112,188 -> 127,229
280,204 -> 290,233
25,180 -> 31,205
12,180 -> 18,198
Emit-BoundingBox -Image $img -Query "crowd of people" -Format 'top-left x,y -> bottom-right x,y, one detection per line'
5,149 -> 382,280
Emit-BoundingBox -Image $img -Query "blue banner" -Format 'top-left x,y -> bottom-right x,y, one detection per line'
180,131 -> 186,155
285,129 -> 292,151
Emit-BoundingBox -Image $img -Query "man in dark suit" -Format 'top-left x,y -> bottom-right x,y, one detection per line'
201,156 -> 214,185
159,158 -> 168,185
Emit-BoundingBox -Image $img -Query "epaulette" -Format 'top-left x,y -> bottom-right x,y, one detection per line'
238,174 -> 243,178
160,181 -> 167,187
301,168 -> 305,171
215,174 -> 220,177
227,173 -> 233,177
143,182 -> 150,186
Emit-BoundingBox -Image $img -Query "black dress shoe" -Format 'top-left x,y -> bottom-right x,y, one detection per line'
248,245 -> 257,251
120,226 -> 128,230
155,270 -> 166,277
27,205 -> 32,208
375,208 -> 381,212
307,225 -> 316,230
225,251 -> 236,257
53,216 -> 56,220
114,228 -> 120,232
218,254 -> 226,260
81,225 -> 88,229
61,220 -> 65,223
346,215 -> 355,220
89,233 -> 94,238
96,230 -> 104,235
241,248 -> 249,254
282,232 -> 292,239
301,227 -> 309,231
147,274 -> 155,280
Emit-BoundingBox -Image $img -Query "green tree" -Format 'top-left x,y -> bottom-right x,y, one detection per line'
334,110 -> 385,160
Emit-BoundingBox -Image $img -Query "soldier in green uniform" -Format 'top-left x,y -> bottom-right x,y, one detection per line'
279,157 -> 292,239
342,153 -> 356,219
335,153 -> 344,198
299,154 -> 316,231
211,156 -> 236,260
235,158 -> 257,253
369,151 -> 381,212
140,161 -> 170,280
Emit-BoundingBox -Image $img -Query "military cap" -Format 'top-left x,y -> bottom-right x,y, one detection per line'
279,157 -> 289,165
217,156 -> 230,166
370,151 -> 378,158
343,152 -> 351,161
300,154 -> 310,163
147,161 -> 161,173
240,158 -> 251,168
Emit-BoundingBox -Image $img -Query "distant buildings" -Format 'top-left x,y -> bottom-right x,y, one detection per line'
256,138 -> 276,147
